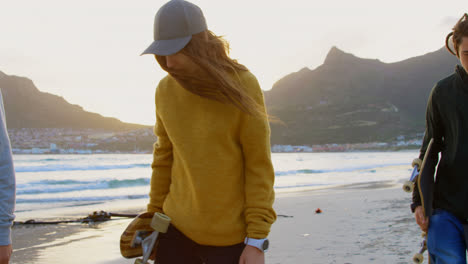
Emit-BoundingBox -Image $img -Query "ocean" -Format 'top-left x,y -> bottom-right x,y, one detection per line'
13,151 -> 418,216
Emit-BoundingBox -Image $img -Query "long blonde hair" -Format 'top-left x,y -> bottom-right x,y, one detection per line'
156,30 -> 266,119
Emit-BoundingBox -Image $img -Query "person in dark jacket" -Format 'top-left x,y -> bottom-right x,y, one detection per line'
412,13 -> 468,264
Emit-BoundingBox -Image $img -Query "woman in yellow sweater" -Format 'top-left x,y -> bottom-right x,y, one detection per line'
141,0 -> 276,263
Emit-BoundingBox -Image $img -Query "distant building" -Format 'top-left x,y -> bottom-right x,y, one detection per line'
88,133 -> 114,140
271,145 -> 313,153
31,148 -> 49,154
50,143 -> 60,154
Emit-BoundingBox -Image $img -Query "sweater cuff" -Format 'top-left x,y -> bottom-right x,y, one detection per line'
245,213 -> 275,239
146,204 -> 163,213
246,230 -> 269,240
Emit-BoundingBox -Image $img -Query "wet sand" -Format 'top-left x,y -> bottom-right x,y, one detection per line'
11,181 -> 424,264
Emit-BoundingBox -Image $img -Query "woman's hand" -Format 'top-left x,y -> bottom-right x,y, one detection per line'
239,245 -> 265,264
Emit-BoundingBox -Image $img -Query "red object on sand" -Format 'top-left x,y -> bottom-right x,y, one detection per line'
315,208 -> 322,214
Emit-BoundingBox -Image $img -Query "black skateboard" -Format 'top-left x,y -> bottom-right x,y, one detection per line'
412,138 -> 438,264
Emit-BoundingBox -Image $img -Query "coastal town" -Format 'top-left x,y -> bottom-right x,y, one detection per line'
8,128 -> 156,154
8,128 -> 423,154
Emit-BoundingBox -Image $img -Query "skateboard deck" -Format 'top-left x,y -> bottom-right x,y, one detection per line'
120,212 -> 171,262
412,138 -> 438,264
417,138 -> 437,220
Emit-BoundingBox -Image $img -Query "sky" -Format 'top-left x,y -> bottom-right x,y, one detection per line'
0,0 -> 465,125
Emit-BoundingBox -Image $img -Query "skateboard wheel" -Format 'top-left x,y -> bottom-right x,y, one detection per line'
134,258 -> 146,264
151,213 -> 171,233
402,181 -> 414,193
412,253 -> 424,264
412,158 -> 422,170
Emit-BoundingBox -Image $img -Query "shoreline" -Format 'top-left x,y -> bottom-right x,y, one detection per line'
12,147 -> 420,155
14,179 -> 406,222
11,181 -> 422,264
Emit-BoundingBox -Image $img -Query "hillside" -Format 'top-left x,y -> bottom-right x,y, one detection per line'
0,72 -> 146,130
264,47 -> 459,144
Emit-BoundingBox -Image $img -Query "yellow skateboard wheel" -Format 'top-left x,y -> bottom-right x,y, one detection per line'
402,181 -> 414,193
412,253 -> 424,264
412,158 -> 422,170
151,213 -> 171,233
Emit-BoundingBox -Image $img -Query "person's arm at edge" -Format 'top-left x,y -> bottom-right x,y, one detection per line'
0,90 -> 16,263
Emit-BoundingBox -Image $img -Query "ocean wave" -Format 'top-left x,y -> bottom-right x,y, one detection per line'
16,194 -> 148,204
15,163 -> 150,173
275,169 -> 325,176
17,178 -> 150,195
38,158 -> 62,162
275,183 -> 329,189
274,163 -> 407,176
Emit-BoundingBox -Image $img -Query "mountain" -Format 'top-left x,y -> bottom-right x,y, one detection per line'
1,46 -> 459,143
0,71 -> 146,130
264,46 -> 460,145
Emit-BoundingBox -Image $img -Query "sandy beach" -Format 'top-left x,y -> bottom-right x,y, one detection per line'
11,181 -> 423,264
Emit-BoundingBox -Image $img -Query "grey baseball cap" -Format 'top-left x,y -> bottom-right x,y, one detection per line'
141,0 -> 208,56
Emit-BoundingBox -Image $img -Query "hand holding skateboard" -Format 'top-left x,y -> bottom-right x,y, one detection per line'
414,206 -> 428,232
120,212 -> 171,264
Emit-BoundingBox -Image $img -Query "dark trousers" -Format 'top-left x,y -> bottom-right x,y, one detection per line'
155,225 -> 245,264
464,224 -> 468,249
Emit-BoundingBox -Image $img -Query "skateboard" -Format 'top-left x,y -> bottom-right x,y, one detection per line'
412,138 -> 438,264
120,212 -> 171,264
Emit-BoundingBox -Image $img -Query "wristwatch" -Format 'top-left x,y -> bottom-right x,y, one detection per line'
244,237 -> 269,253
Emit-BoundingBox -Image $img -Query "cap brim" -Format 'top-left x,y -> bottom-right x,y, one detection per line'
141,36 -> 192,56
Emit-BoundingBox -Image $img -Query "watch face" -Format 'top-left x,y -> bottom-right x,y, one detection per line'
262,239 -> 269,250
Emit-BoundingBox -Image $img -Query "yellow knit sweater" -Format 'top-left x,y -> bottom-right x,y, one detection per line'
147,70 -> 276,246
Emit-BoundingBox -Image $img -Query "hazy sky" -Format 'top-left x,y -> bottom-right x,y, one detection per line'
0,0 -> 465,125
